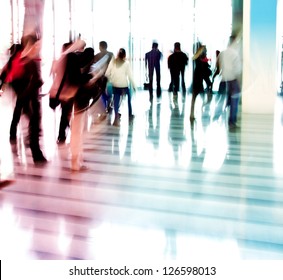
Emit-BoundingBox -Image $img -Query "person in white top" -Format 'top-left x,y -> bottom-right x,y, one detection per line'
214,35 -> 242,129
105,48 -> 136,126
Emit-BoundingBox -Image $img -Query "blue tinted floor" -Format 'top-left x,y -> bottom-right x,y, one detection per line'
0,88 -> 283,260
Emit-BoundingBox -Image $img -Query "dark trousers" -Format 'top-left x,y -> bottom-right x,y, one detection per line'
170,69 -> 183,95
180,68 -> 186,92
148,67 -> 161,99
10,97 -> 26,140
29,97 -> 44,160
58,100 -> 73,141
10,95 -> 44,161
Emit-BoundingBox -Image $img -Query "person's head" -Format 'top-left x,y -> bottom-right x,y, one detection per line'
99,41 -> 108,51
117,48 -> 126,60
9,44 -> 22,56
228,35 -> 237,46
152,42 -> 158,49
192,45 -> 206,60
80,47 -> 94,67
21,34 -> 38,48
174,42 -> 181,51
62,41 -> 73,52
21,34 -> 40,59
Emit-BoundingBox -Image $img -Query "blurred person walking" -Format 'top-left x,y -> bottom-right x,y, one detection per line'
0,43 -> 24,138
93,41 -> 114,116
63,45 -> 108,171
105,48 -> 136,127
49,39 -> 92,171
4,34 -> 47,164
215,35 -> 242,129
69,47 -> 94,171
49,41 -> 74,144
190,45 -> 212,120
0,44 -> 23,92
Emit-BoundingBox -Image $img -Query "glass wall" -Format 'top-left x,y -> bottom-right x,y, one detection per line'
277,0 -> 283,93
0,0 -> 24,68
0,0 -> 233,89
129,0 -> 194,88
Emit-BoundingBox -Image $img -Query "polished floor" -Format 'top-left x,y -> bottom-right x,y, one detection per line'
0,86 -> 283,260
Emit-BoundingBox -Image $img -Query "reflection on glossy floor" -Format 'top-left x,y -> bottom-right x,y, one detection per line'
1,88 -> 283,260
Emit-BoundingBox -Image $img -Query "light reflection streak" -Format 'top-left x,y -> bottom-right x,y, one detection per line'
87,223 -> 241,261
203,123 -> 228,171
57,219 -> 72,255
0,203 -> 34,259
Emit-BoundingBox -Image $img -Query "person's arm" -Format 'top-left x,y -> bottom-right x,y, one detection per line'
145,53 -> 148,72
0,64 -> 8,90
212,56 -> 220,82
104,56 -> 114,80
126,62 -> 136,90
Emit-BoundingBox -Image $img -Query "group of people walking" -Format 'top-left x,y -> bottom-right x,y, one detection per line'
0,34 -> 241,171
0,35 -> 139,170
144,38 -> 241,129
0,34 -> 47,164
145,41 -> 189,102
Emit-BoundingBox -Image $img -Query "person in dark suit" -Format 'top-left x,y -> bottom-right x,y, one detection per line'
145,42 -> 163,102
168,42 -> 189,98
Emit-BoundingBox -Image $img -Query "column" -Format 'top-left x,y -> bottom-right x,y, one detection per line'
242,0 -> 277,114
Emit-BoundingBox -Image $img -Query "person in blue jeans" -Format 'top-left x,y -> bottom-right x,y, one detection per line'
215,35 -> 242,129
105,48 -> 136,126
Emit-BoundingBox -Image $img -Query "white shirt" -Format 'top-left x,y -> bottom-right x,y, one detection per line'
219,45 -> 241,82
105,58 -> 136,89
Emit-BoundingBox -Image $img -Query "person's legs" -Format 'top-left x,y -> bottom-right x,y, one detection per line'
227,80 -> 240,127
172,71 -> 180,95
113,87 -> 121,115
229,96 -> 239,126
125,87 -> 133,119
181,68 -> 186,93
190,92 -> 198,119
156,67 -> 161,98
101,91 -> 108,109
106,82 -> 113,112
168,70 -> 174,92
204,76 -> 213,104
113,87 -> 122,126
9,97 -> 24,141
58,100 -> 73,143
28,97 -> 47,164
70,109 -> 87,170
148,69 -> 154,101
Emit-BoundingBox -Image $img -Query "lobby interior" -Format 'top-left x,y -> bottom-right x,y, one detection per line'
0,0 -> 283,260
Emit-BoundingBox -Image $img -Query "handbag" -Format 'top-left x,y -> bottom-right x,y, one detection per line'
143,75 -> 149,90
49,57 -> 67,109
49,57 -> 78,108
58,83 -> 78,102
